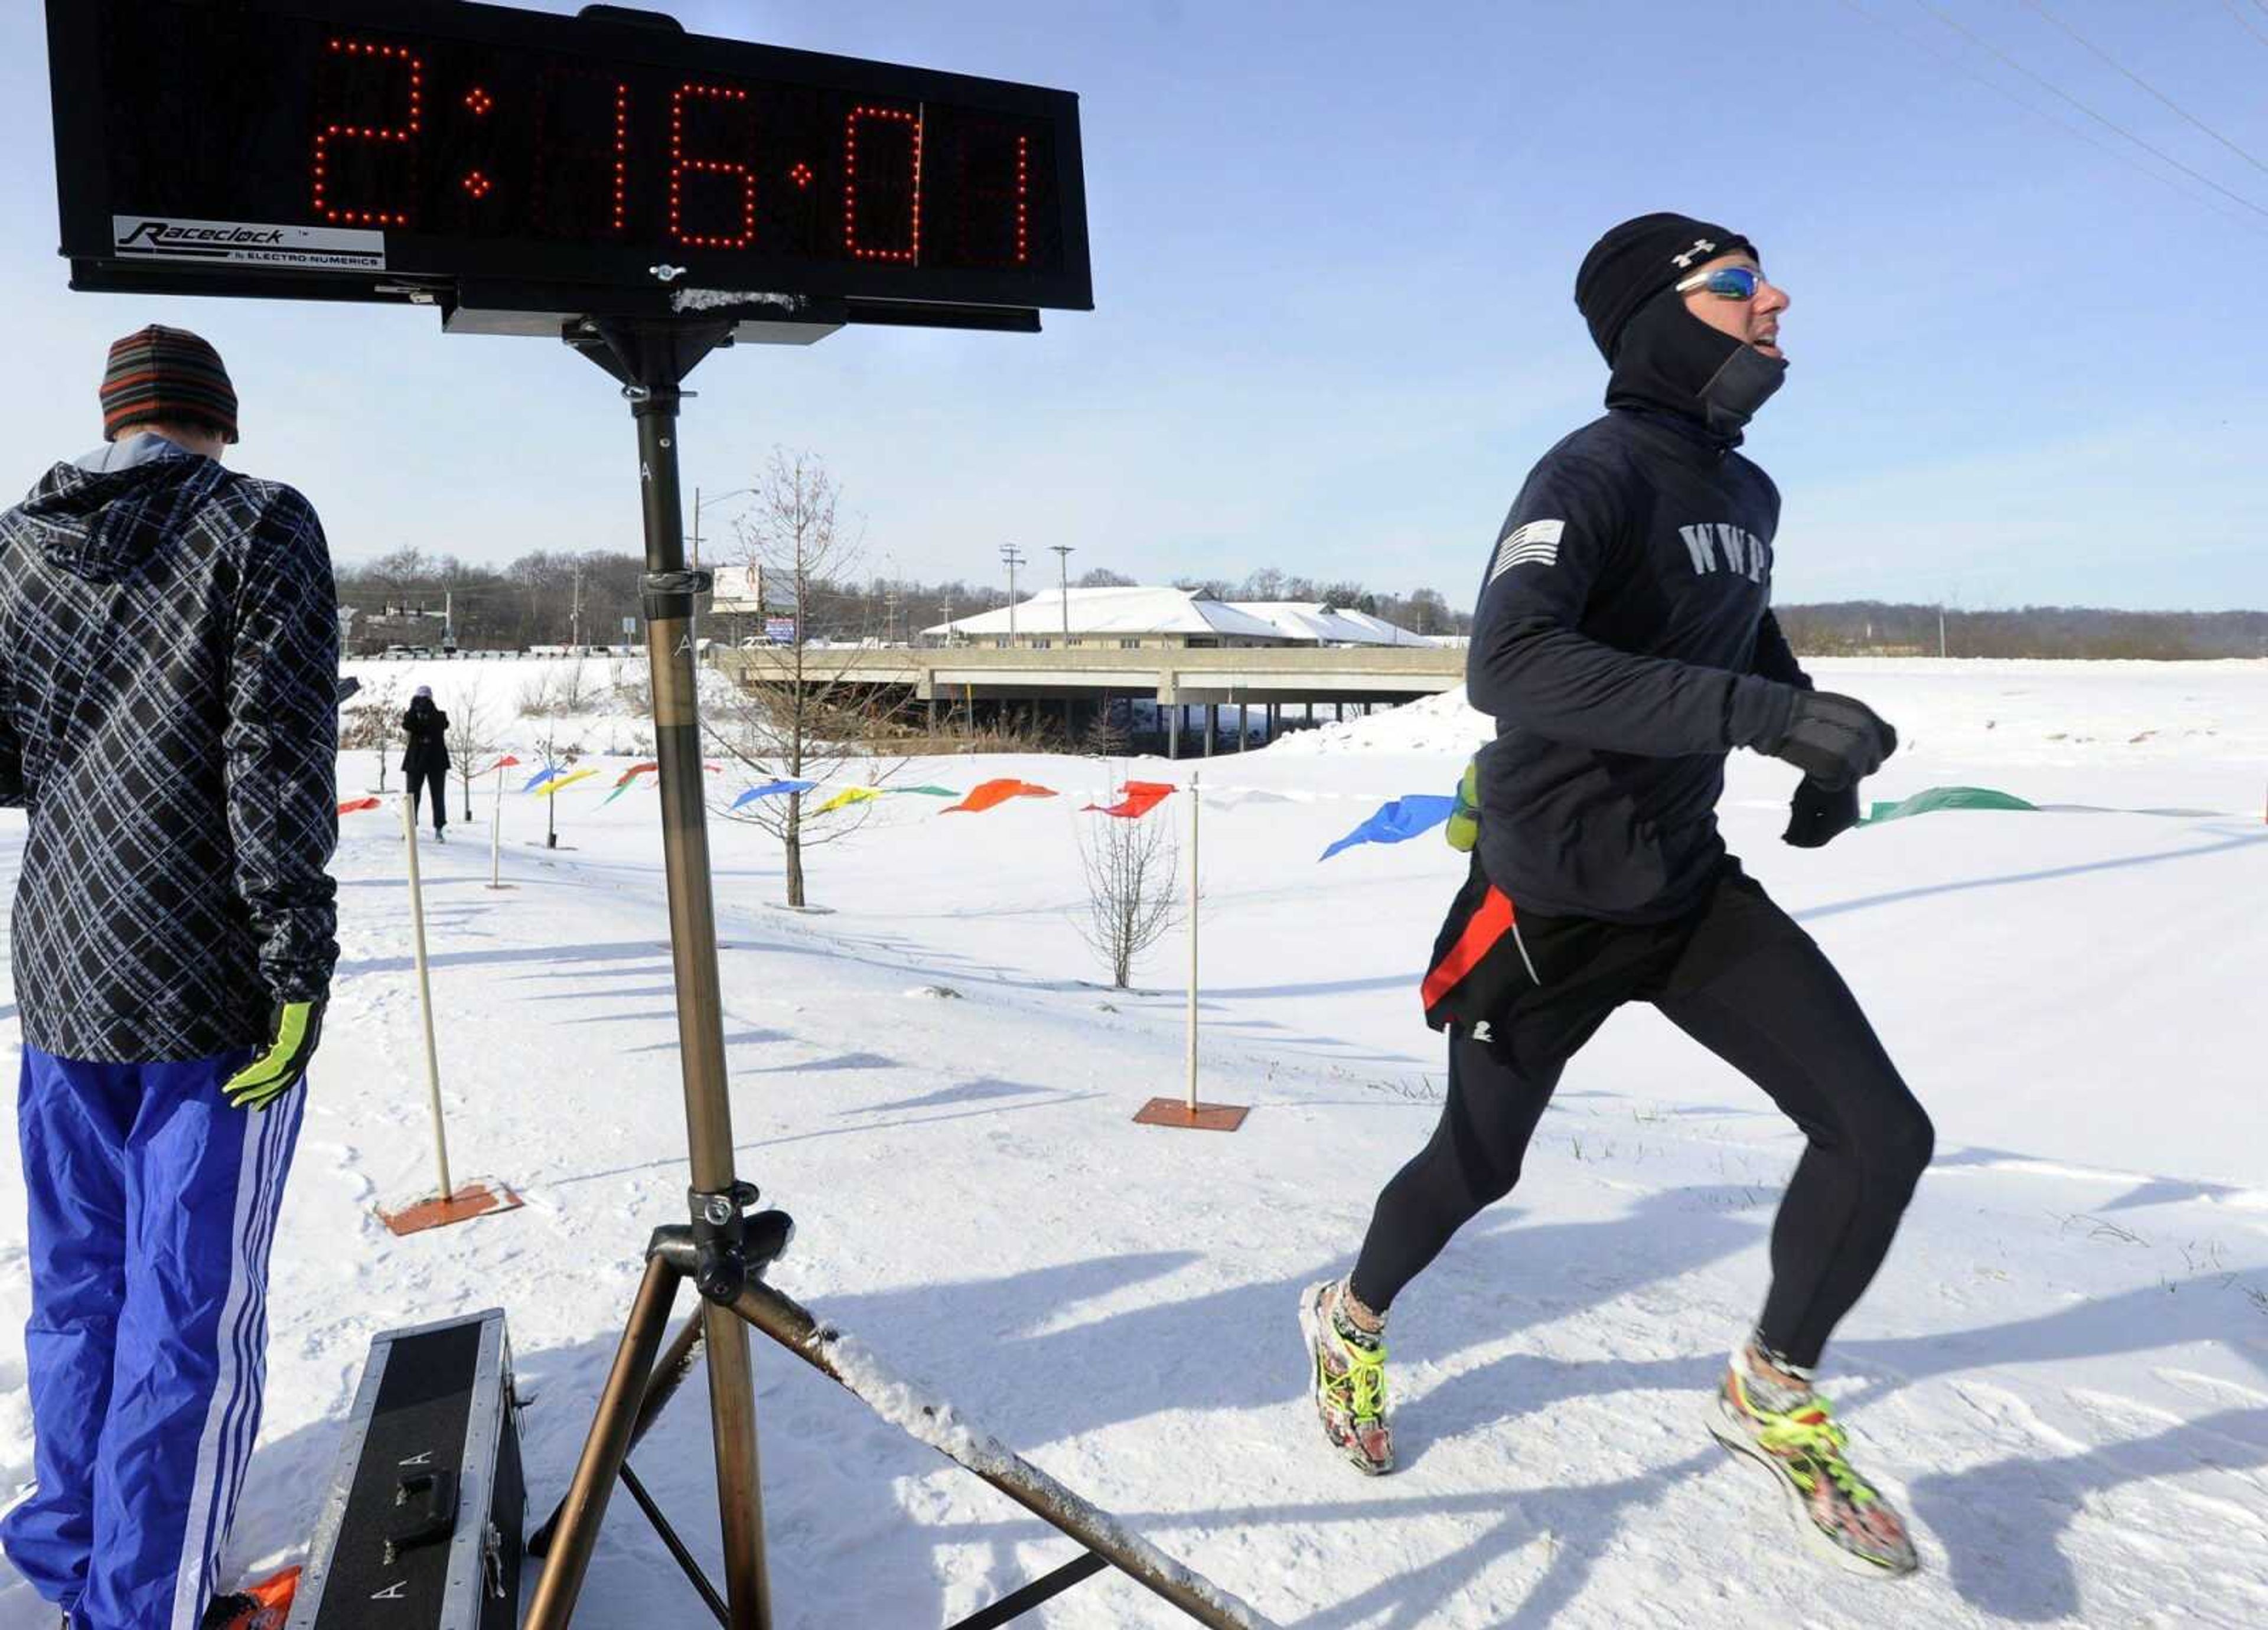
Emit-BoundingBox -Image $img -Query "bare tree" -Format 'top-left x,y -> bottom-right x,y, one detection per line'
445,685 -> 498,822
709,449 -> 905,907
1083,702 -> 1130,759
514,667 -> 585,849
340,673 -> 404,791
1074,802 -> 1182,990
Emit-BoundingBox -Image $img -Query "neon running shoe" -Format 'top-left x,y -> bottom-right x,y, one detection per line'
1707,1346 -> 1919,1578
1299,1279 -> 1393,1475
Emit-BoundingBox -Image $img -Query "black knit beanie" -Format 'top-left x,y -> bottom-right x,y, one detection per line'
1575,213 -> 1757,363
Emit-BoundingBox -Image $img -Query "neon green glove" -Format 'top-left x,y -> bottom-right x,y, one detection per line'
1446,757 -> 1480,853
223,998 -> 325,1111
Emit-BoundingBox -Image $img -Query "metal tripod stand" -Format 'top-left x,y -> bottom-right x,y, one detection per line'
521,316 -> 1269,1630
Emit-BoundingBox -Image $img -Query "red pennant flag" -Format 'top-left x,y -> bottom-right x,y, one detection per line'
944,778 -> 1059,814
338,796 -> 382,814
1083,781 -> 1177,819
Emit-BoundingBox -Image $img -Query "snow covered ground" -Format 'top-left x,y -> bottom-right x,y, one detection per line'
4,657 -> 2267,1628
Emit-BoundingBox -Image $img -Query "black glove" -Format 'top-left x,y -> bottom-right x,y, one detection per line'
1756,690 -> 1896,790
223,997 -> 325,1111
1783,776 -> 1862,849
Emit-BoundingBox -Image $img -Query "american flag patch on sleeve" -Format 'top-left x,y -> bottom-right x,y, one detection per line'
1489,519 -> 1565,582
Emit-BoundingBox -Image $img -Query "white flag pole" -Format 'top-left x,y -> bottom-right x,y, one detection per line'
1185,768 -> 1200,1113
1134,765 -> 1246,1132
488,758 -> 505,889
402,788 -> 455,1201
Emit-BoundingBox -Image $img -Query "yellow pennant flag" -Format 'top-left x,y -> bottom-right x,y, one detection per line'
814,785 -> 882,814
534,767 -> 600,799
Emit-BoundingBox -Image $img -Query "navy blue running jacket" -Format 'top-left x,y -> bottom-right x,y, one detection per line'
1468,407 -> 1811,922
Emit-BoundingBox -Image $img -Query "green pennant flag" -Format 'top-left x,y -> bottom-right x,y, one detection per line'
892,785 -> 962,797
1863,785 -> 2038,826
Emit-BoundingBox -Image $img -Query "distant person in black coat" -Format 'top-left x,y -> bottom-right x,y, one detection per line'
402,686 -> 451,840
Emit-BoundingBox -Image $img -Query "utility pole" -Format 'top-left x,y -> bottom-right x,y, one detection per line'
1001,543 -> 1025,643
1050,543 -> 1074,643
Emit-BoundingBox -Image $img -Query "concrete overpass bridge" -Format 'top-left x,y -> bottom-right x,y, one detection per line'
713,644 -> 1468,755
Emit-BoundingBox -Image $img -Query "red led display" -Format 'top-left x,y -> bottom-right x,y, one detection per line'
959,129 -> 1029,268
614,84 -> 630,234
312,38 -> 422,227
843,106 -> 922,263
670,84 -> 756,250
64,0 -> 1089,315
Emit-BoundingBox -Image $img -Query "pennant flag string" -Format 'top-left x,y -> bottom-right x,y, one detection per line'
599,762 -> 662,806
1083,781 -> 1177,819
534,768 -> 600,799
814,786 -> 884,814
1861,785 -> 2038,826
731,779 -> 818,810
943,778 -> 1059,814
1319,795 -> 1457,862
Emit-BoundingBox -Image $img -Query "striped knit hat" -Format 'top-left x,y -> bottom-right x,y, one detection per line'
100,325 -> 239,444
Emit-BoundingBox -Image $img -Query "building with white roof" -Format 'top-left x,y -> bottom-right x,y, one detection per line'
922,585 -> 1424,651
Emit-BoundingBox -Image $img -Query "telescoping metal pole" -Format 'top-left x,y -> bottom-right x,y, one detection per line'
526,320 -> 772,1630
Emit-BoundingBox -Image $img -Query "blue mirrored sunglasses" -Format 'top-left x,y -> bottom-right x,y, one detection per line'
1674,265 -> 1764,301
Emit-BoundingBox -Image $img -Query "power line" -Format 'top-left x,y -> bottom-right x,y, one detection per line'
1907,0 -> 2268,224
2019,0 -> 2268,180
1838,0 -> 2268,236
2221,0 -> 2268,51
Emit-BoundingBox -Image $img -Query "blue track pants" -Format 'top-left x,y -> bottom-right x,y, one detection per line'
2,1046 -> 302,1629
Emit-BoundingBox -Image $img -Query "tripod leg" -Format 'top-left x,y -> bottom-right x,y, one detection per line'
702,1302 -> 773,1628
530,1308 -> 706,1556
524,1255 -> 684,1629
726,1278 -> 1267,1630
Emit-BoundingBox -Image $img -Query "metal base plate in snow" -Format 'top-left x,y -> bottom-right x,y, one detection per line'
1133,1098 -> 1250,1132
380,1182 -> 525,1237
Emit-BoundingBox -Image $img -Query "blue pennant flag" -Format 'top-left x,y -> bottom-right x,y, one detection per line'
731,778 -> 818,810
1319,795 -> 1457,862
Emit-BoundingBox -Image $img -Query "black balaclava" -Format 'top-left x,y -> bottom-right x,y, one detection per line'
1606,289 -> 1788,443
1574,210 -> 1785,444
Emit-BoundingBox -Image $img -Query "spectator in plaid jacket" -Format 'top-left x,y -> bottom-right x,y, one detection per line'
0,327 -> 338,1629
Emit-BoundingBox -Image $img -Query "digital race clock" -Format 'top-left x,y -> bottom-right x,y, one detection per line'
45,0 -> 1093,333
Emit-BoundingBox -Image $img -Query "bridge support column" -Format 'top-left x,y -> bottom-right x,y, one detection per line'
1168,706 -> 1179,759
1205,705 -> 1217,757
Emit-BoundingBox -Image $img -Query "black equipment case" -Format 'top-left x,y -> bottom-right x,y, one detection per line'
286,1309 -> 524,1629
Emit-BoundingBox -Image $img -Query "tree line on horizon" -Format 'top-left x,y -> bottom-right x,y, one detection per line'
334,547 -> 2264,660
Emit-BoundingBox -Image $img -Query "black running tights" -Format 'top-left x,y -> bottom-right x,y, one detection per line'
1348,873 -> 1933,1369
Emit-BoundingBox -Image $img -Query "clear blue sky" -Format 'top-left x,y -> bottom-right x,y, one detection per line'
3,1 -> 2263,610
